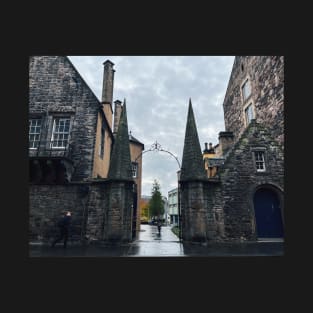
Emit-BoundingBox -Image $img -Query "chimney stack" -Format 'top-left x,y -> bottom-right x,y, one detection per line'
113,100 -> 123,136
102,60 -> 115,104
218,131 -> 234,156
101,60 -> 115,129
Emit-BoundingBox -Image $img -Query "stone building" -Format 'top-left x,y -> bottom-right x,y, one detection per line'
223,56 -> 284,149
29,56 -> 144,243
181,56 -> 284,243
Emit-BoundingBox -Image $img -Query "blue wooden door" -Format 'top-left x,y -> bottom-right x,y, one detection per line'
253,188 -> 284,238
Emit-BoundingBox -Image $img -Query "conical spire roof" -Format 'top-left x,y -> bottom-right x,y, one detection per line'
180,99 -> 207,181
108,99 -> 133,180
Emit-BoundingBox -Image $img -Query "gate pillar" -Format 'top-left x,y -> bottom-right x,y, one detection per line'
180,99 -> 211,243
104,100 -> 134,243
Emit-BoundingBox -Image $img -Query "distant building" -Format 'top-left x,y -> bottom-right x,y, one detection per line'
140,195 -> 151,223
162,196 -> 170,225
168,188 -> 179,225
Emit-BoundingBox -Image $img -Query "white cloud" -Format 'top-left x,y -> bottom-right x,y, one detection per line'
68,56 -> 235,197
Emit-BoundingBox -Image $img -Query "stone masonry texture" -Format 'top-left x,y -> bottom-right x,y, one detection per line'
223,56 -> 284,149
212,120 -> 284,241
29,56 -> 100,181
29,180 -> 134,243
29,183 -> 90,242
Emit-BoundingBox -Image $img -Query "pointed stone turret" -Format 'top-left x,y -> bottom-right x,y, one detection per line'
108,99 -> 133,180
179,99 -> 210,243
180,99 -> 207,181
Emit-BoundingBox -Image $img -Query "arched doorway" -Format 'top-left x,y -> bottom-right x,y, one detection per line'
253,187 -> 284,238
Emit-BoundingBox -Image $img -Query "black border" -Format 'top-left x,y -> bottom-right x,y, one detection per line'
6,11 -> 299,306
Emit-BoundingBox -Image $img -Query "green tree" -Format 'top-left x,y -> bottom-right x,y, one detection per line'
149,179 -> 164,220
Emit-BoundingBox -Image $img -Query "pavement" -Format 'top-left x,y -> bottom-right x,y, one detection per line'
29,224 -> 284,257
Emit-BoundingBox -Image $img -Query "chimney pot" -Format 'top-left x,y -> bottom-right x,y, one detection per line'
103,60 -> 115,66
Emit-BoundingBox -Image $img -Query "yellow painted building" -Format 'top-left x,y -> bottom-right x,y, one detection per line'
129,132 -> 145,231
202,142 -> 218,178
139,197 -> 150,223
92,108 -> 114,178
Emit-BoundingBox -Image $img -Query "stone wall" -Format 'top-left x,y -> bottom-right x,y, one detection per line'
180,181 -> 208,242
104,181 -> 134,242
223,56 -> 284,149
214,120 -> 284,241
29,56 -> 100,181
204,181 -> 225,240
29,179 -> 135,244
29,183 -> 90,242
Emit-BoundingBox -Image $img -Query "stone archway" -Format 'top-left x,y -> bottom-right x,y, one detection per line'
253,185 -> 284,239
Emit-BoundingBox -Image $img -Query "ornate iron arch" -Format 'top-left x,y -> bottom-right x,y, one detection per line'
134,140 -> 181,169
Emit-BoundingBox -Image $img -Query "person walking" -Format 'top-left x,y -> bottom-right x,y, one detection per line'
157,219 -> 162,235
51,211 -> 72,248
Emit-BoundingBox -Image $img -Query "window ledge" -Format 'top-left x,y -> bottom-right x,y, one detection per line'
255,171 -> 268,175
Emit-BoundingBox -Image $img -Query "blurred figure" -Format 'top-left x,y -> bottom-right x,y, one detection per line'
157,220 -> 162,234
51,211 -> 72,248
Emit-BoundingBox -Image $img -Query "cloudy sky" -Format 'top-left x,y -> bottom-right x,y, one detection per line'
68,56 -> 235,197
